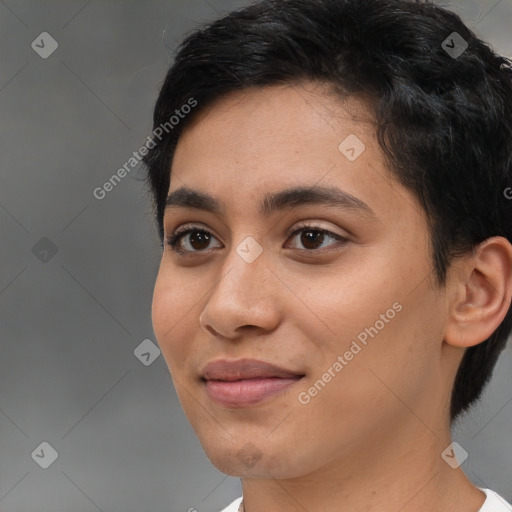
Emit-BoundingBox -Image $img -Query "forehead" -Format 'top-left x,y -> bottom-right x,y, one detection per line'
177,82 -> 376,155
169,83 -> 424,228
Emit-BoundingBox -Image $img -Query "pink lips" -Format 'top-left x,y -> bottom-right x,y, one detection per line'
201,358 -> 305,407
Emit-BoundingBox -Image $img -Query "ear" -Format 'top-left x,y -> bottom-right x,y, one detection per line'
444,236 -> 512,348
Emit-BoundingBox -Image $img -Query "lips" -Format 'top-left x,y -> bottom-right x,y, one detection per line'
201,358 -> 305,407
201,358 -> 304,381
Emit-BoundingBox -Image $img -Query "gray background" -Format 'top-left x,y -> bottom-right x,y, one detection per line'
0,0 -> 511,511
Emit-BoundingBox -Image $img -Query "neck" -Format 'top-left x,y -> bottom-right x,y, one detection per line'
238,423 -> 485,512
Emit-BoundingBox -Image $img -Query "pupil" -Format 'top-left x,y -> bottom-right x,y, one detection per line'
190,231 -> 210,250
302,230 -> 323,249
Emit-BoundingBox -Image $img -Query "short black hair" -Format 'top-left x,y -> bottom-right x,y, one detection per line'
142,0 -> 512,423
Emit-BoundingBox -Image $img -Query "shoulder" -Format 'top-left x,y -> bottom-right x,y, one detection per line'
218,496 -> 243,512
478,488 -> 512,511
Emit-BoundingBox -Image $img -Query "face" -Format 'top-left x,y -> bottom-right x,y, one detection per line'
152,83 -> 453,479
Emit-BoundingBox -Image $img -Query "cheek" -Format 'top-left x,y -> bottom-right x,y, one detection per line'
151,272 -> 170,340
151,265 -> 195,368
152,259 -> 193,331
349,284 -> 444,412
311,249 -> 438,400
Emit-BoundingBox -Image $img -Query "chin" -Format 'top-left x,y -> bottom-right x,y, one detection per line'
203,437 -> 305,480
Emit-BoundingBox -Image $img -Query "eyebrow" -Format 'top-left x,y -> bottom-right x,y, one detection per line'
165,185 -> 377,220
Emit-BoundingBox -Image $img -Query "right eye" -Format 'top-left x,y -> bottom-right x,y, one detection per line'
165,226 -> 222,255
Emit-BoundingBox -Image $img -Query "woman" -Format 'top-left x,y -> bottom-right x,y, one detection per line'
142,0 -> 512,510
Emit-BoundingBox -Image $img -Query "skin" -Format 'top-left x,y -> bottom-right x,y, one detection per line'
151,82 -> 512,512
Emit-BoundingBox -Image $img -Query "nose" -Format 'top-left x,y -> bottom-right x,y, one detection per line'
198,238 -> 281,340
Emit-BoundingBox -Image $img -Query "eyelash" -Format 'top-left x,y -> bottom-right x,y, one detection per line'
165,222 -> 348,256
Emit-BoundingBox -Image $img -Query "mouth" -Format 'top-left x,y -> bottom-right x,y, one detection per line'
203,376 -> 305,407
200,358 -> 305,407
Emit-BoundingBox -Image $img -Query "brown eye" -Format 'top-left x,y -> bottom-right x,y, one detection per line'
286,223 -> 347,252
165,223 -> 348,256
298,229 -> 327,250
166,227 -> 221,254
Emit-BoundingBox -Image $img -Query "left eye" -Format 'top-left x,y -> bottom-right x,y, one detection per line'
165,223 -> 347,254
285,224 -> 347,252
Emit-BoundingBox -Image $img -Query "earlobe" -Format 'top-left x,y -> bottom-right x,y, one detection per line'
444,236 -> 512,349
